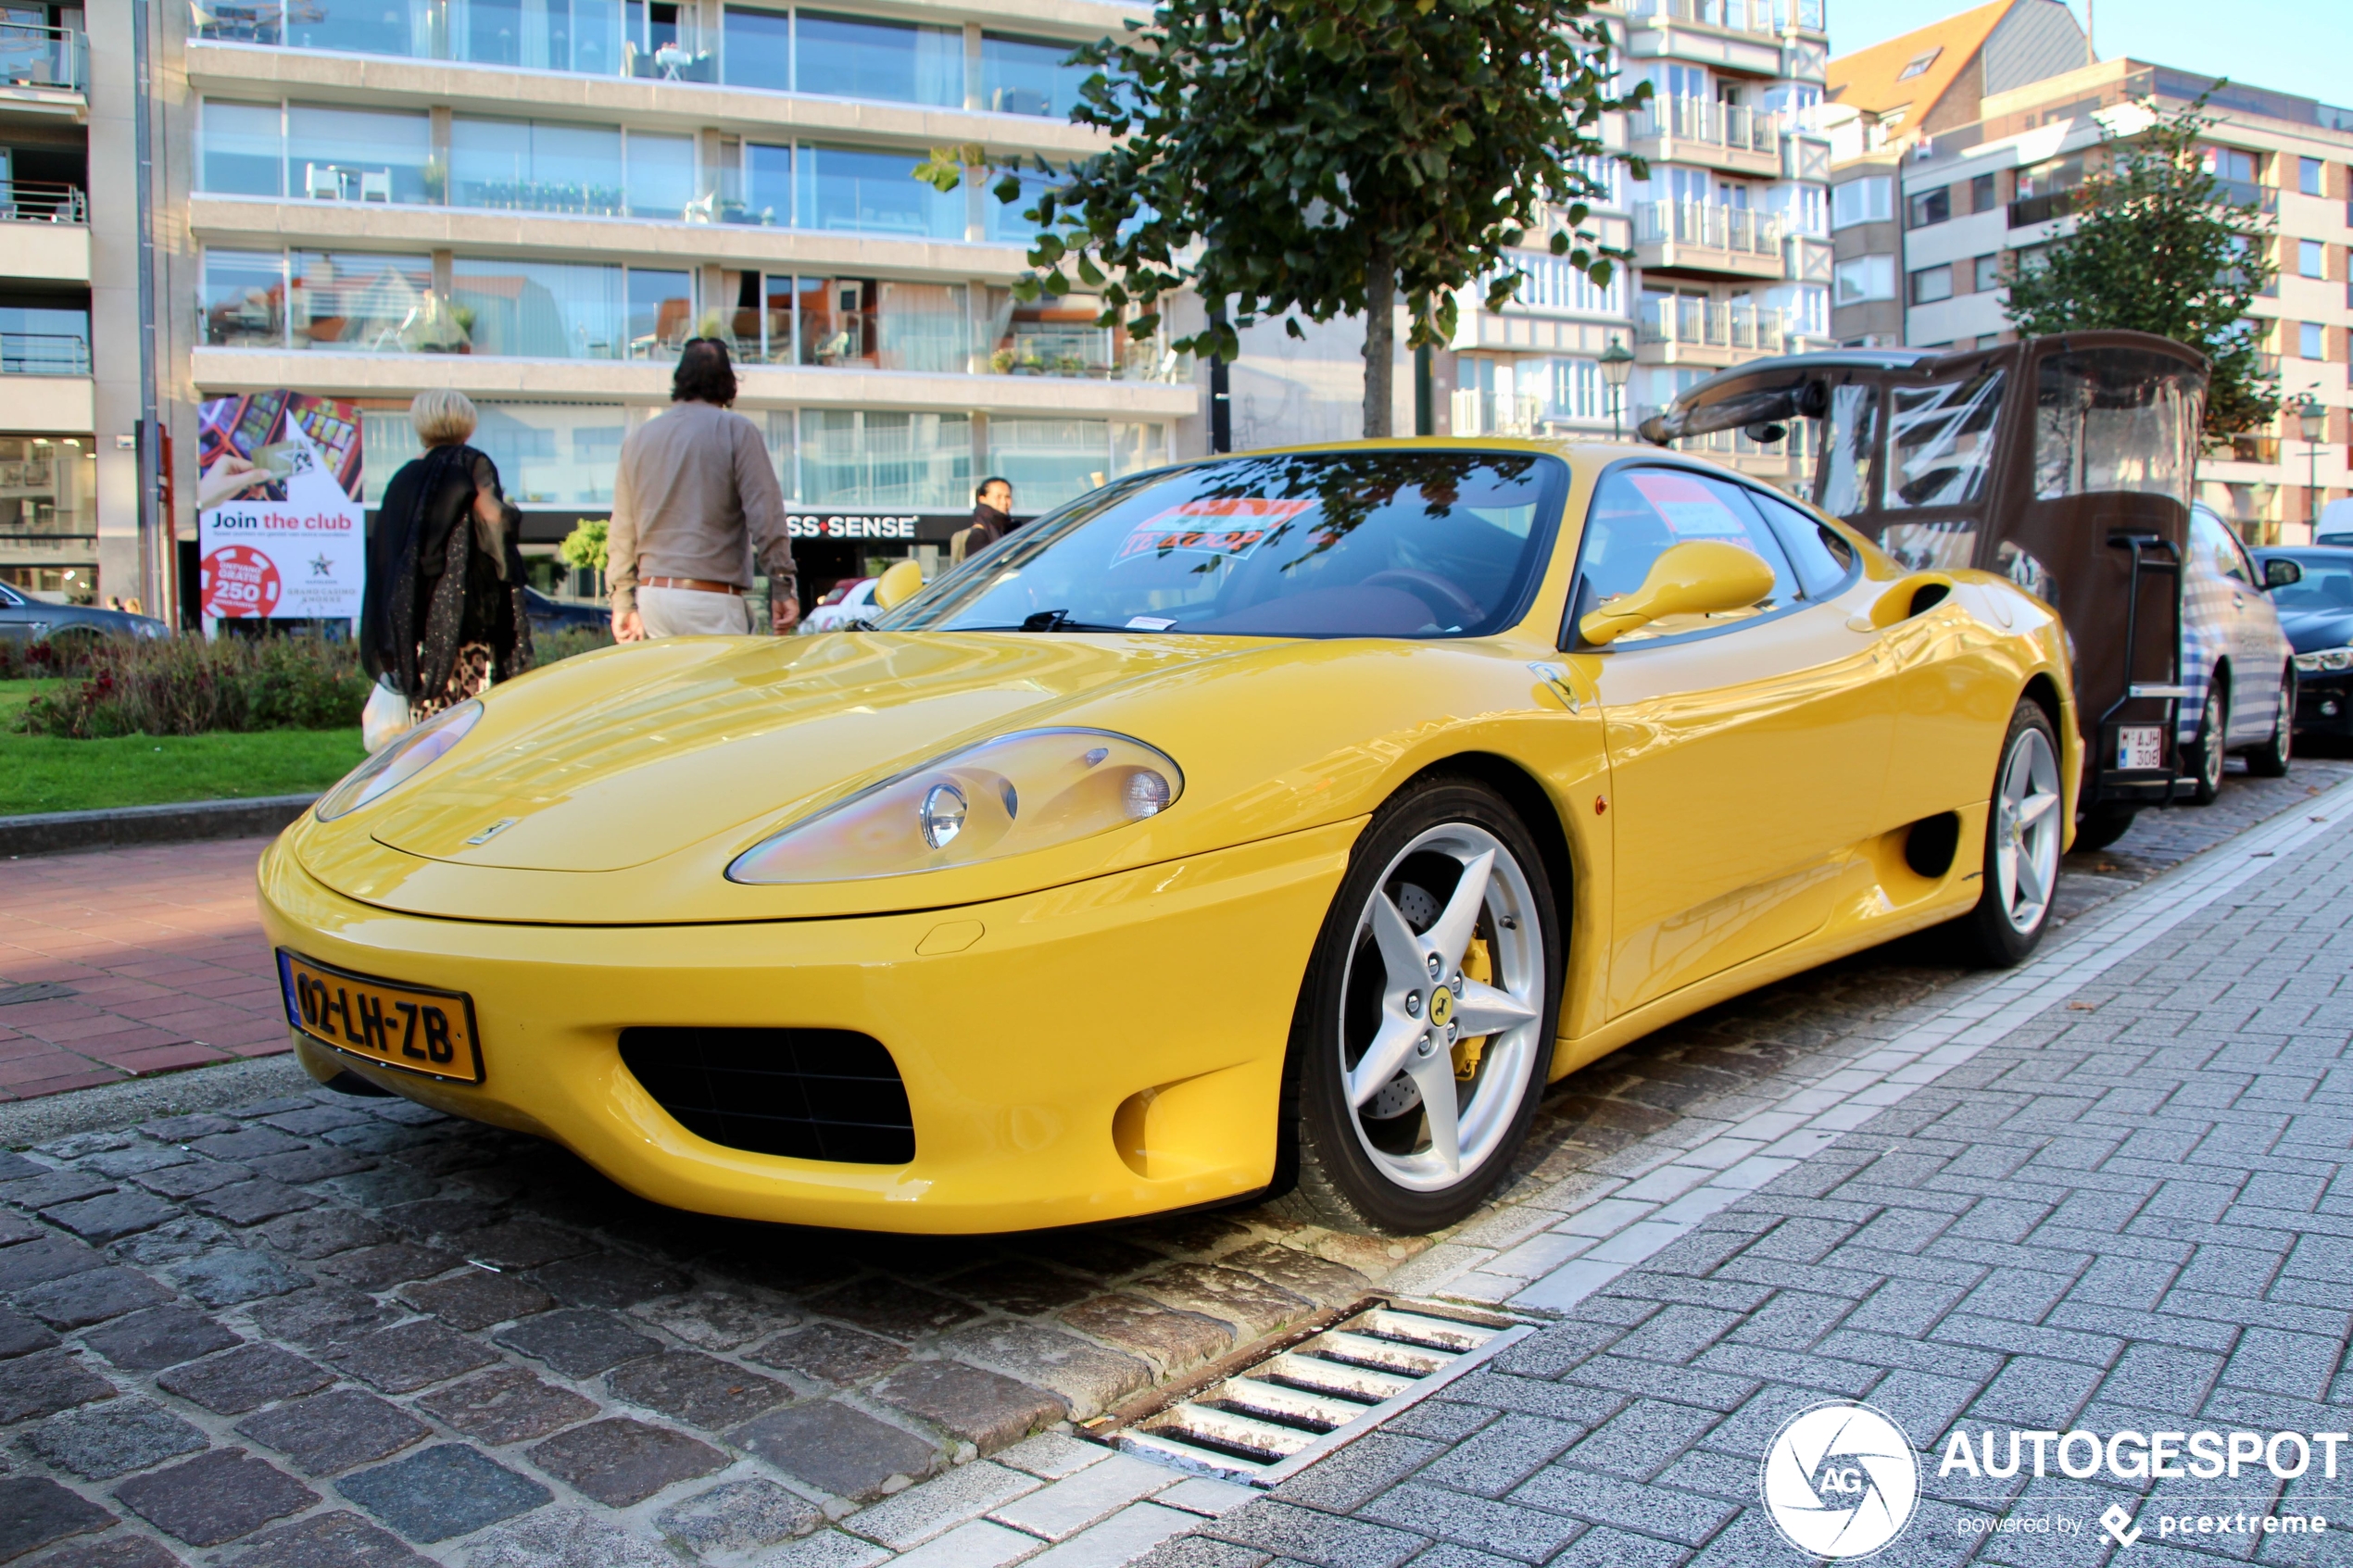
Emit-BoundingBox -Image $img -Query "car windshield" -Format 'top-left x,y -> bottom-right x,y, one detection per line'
880,450 -> 1568,639
2272,555 -> 2353,612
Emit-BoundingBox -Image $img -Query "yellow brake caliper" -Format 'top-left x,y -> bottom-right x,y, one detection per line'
1452,935 -> 1493,1082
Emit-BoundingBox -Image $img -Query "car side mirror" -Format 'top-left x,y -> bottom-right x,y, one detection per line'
2263,557 -> 2303,590
871,559 -> 925,611
1579,541 -> 1778,647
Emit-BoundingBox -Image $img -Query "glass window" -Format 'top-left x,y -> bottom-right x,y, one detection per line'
2301,320 -> 2326,359
470,403 -> 629,506
289,252 -> 440,352
285,104 -> 434,205
743,142 -> 791,223
2301,157 -> 2326,196
1815,383 -> 1879,519
2301,239 -> 2327,279
794,12 -> 961,107
200,100 -> 283,197
788,277 -> 968,371
1973,254 -> 2003,294
1831,175 -> 1889,229
1111,422 -> 1168,478
891,450 -> 1566,639
452,0 -> 620,73
982,287 -> 1126,379
1572,468 -> 1797,642
980,32 -> 1092,119
1833,255 -> 1894,303
984,169 -> 1058,245
1747,489 -> 1854,597
626,269 -> 694,358
2192,508 -> 2251,583
280,0 -> 433,56
1884,368 -> 2005,510
2032,346 -> 2201,505
1906,186 -> 1950,228
450,257 -> 626,358
450,118 -> 626,216
799,410 -> 973,509
0,306 -> 90,373
200,250 -> 287,347
626,131 -> 697,220
724,4 -> 791,91
359,408 -> 423,506
1969,172 -> 1995,212
1909,264 -> 1953,305
988,419 -> 1108,511
797,144 -> 963,238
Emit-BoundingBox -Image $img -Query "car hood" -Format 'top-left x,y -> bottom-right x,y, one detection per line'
2277,610 -> 2353,653
283,631 -> 1554,925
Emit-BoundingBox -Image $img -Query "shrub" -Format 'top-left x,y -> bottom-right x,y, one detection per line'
535,625 -> 615,665
0,633 -> 103,682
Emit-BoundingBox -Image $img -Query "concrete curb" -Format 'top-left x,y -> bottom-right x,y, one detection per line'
0,794 -> 314,858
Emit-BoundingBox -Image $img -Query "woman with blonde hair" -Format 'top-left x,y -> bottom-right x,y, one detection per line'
361,389 -> 532,731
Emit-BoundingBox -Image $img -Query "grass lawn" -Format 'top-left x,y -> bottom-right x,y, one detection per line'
0,679 -> 364,817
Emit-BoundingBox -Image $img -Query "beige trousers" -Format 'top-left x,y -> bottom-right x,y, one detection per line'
638,585 -> 753,638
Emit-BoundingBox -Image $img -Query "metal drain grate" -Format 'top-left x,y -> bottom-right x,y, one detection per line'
1110,1301 -> 1530,1485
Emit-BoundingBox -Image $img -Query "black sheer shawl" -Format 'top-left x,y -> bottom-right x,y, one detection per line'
363,445 -> 534,699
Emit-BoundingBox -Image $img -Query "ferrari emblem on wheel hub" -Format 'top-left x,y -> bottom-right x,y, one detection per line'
1427,986 -> 1455,1028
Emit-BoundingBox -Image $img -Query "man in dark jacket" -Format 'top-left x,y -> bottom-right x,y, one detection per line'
950,477 -> 1014,566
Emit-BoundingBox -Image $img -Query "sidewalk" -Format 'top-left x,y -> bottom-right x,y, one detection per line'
1167,778 -> 2353,1568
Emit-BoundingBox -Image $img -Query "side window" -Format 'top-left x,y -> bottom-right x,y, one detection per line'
1573,468 -> 1799,644
1883,368 -> 2005,510
2191,511 -> 2248,583
1745,488 -> 1857,598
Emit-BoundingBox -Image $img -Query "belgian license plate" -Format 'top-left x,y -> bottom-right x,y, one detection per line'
2117,725 -> 2164,771
276,950 -> 484,1084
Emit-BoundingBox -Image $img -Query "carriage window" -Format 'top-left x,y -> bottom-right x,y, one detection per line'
1884,368 -> 2004,510
1572,469 -> 1798,644
1814,383 -> 1879,520
2033,348 -> 2201,505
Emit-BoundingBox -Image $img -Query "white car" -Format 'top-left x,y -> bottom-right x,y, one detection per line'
2177,503 -> 2296,801
796,577 -> 880,634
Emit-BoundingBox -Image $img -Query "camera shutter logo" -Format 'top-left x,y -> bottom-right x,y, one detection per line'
1760,1401 -> 1919,1559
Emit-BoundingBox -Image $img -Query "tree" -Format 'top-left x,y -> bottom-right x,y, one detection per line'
2003,93 -> 2281,439
923,0 -> 1643,437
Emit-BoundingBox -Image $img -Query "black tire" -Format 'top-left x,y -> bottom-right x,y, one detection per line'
1957,699 -> 2065,967
2185,678 -> 2227,805
2245,668 -> 2294,778
2071,805 -> 2137,854
1272,777 -> 1564,1236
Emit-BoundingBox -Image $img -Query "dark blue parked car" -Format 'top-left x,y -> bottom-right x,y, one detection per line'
2254,546 -> 2353,740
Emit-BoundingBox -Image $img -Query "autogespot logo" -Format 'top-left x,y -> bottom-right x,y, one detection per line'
1761,1401 -> 1921,1559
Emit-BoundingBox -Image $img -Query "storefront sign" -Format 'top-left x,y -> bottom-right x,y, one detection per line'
786,512 -> 923,541
195,391 -> 366,624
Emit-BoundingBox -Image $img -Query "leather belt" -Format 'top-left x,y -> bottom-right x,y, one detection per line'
642,576 -> 743,596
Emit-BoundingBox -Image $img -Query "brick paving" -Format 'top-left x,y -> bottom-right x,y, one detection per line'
0,765 -> 2335,1561
1166,781 -> 2353,1568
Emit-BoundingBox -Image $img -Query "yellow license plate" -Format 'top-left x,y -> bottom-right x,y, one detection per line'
276,950 -> 484,1084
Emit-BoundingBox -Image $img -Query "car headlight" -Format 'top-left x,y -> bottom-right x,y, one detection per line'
728,728 -> 1184,884
2294,647 -> 2353,673
314,700 -> 484,822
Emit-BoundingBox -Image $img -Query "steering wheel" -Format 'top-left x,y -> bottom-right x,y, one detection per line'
1361,569 -> 1486,627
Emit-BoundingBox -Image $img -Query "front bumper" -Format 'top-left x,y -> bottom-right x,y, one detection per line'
2294,672 -> 2353,735
258,821 -> 1360,1234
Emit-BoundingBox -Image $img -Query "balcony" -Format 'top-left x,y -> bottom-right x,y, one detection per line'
2222,434 -> 2281,464
0,333 -> 89,376
1620,0 -> 1796,37
1633,202 -> 1784,280
0,182 -> 83,223
0,182 -> 89,282
1628,96 -> 1781,179
1638,296 -> 1788,367
2008,189 -> 2078,229
1450,391 -> 1543,438
0,25 -> 87,107
2210,176 -> 2278,214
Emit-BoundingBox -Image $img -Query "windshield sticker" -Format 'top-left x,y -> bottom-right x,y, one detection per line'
1627,472 -> 1749,540
1114,497 -> 1315,563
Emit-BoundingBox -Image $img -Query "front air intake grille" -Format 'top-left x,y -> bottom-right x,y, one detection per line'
618,1027 -> 915,1164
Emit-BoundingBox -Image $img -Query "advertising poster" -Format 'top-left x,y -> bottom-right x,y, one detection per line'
195,391 -> 366,625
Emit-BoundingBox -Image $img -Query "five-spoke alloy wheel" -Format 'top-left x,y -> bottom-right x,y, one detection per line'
1961,699 -> 2064,965
1278,780 -> 1562,1234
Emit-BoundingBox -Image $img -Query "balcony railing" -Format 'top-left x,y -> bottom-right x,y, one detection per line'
2224,434 -> 2281,464
1451,391 -> 1543,438
1639,297 -> 1789,354
0,24 -> 86,93
1634,201 -> 1781,257
189,0 -> 712,81
2008,189 -> 2079,228
2210,176 -> 2278,214
1622,0 -> 1796,37
0,333 -> 91,375
0,182 -> 88,224
1629,96 -> 1780,156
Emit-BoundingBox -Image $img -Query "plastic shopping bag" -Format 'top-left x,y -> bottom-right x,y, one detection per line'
362,683 -> 414,754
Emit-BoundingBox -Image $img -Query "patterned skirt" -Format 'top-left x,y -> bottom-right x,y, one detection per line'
412,642 -> 494,721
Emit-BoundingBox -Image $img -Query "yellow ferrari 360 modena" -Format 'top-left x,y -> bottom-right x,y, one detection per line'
260,440 -> 2076,1236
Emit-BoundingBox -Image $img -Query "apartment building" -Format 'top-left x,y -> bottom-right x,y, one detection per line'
0,2 -> 134,608
1429,0 -> 1833,486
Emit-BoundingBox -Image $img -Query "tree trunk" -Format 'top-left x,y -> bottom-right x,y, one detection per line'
1362,242 -> 1395,438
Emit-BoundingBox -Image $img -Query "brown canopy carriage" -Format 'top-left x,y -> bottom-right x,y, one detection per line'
1640,330 -> 2207,847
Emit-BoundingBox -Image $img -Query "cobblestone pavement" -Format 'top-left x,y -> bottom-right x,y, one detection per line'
0,766 -> 2337,1563
1166,776 -> 2353,1568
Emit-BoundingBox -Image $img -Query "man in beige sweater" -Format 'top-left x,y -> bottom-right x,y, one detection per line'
609,339 -> 799,640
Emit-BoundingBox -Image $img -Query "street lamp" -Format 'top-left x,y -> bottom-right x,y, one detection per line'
1600,336 -> 1634,442
2297,395 -> 2329,532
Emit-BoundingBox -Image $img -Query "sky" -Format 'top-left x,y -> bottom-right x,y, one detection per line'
1829,0 -> 2353,111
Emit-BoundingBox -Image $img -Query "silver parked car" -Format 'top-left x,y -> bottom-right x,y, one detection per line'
2178,503 -> 2296,801
0,581 -> 168,646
